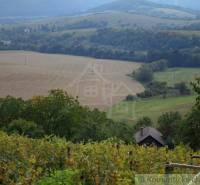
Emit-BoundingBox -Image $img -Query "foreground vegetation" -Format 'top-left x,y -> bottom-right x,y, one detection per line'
1,131 -> 200,185
1,78 -> 200,148
0,89 -> 133,142
0,76 -> 200,184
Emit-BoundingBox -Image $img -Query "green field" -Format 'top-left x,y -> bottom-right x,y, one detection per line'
154,68 -> 200,87
107,96 -> 195,124
168,30 -> 200,37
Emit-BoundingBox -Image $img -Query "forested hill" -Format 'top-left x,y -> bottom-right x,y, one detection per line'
0,0 -> 114,17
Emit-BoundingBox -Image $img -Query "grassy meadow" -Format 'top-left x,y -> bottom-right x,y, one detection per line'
107,95 -> 196,124
154,68 -> 200,87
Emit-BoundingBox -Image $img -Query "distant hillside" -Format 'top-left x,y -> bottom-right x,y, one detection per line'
150,0 -> 200,11
0,0 -> 115,17
50,11 -> 199,31
91,0 -> 197,19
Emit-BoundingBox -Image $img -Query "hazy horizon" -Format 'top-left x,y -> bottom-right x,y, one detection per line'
0,0 -> 200,17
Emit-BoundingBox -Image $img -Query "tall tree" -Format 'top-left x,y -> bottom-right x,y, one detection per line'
181,78 -> 200,150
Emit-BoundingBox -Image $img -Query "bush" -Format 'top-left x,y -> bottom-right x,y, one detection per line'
134,117 -> 153,131
158,112 -> 182,145
137,90 -> 153,98
137,81 -> 168,98
181,108 -> 200,150
0,96 -> 25,127
7,119 -> 44,138
37,170 -> 78,185
133,65 -> 153,83
174,82 -> 191,95
148,59 -> 168,72
125,94 -> 137,101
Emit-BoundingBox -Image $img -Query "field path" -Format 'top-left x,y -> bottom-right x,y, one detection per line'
0,51 -> 144,108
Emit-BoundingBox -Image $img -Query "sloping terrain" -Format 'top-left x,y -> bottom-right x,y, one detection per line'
154,68 -> 200,87
107,96 -> 195,123
150,0 -> 200,11
91,0 -> 197,19
0,51 -> 144,109
41,11 -> 200,31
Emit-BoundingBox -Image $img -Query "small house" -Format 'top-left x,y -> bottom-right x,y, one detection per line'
134,127 -> 165,147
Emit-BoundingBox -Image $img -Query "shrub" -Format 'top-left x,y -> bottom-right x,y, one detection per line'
37,170 -> 79,185
174,82 -> 191,95
134,117 -> 153,131
133,65 -> 153,82
125,94 -> 137,101
158,112 -> 182,147
7,119 -> 44,138
148,59 -> 168,72
0,96 -> 25,127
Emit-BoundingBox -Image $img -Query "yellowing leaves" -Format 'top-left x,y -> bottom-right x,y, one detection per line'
0,131 -> 200,185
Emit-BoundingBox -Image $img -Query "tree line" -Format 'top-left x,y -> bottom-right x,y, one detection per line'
1,27 -> 200,67
131,60 -> 191,99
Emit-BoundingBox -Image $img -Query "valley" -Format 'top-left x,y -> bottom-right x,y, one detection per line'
1,0 -> 200,184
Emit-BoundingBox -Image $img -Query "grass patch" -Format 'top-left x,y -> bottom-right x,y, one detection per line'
154,68 -> 200,87
107,95 -> 195,124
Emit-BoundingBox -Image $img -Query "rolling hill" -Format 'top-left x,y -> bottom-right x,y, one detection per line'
0,0 -> 199,19
0,51 -> 143,109
26,11 -> 200,32
150,0 -> 200,11
91,0 -> 197,19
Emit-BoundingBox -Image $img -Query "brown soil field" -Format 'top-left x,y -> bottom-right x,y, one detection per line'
0,51 -> 144,108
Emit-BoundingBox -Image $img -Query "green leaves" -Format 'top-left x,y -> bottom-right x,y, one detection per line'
0,96 -> 25,127
192,77 -> 200,108
37,170 -> 79,185
0,89 -> 132,142
1,131 -> 199,185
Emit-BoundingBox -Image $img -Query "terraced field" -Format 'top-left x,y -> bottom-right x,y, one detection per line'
0,51 -> 144,109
